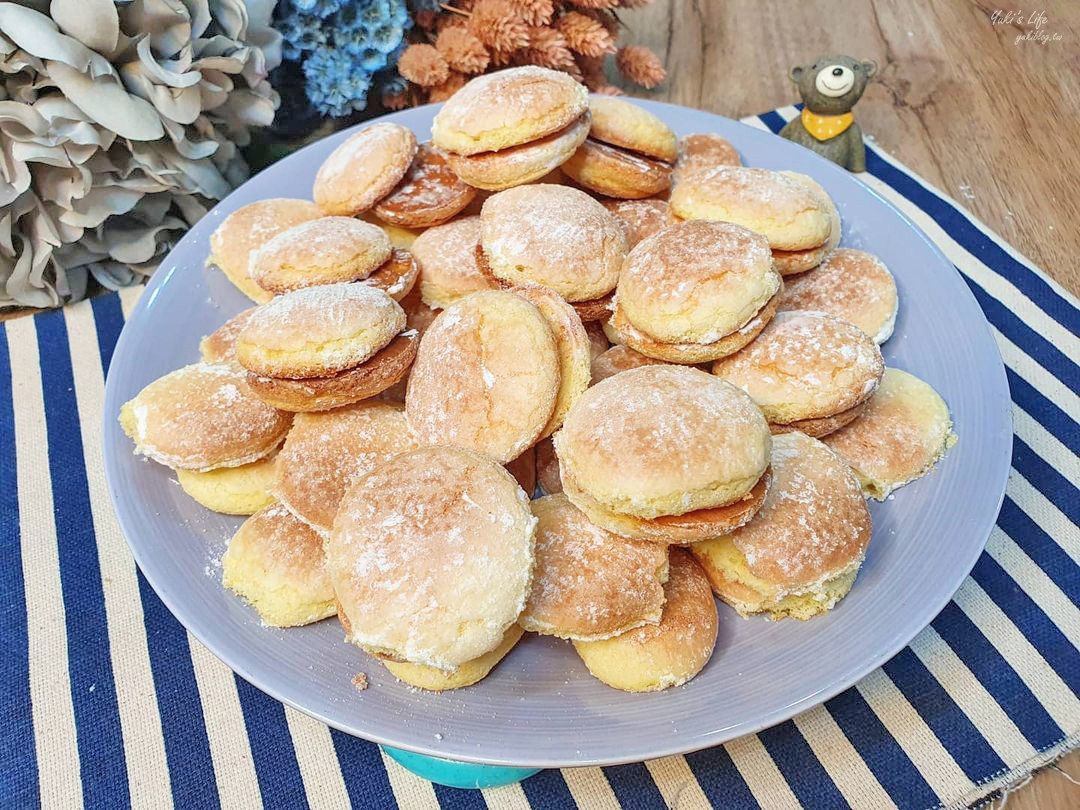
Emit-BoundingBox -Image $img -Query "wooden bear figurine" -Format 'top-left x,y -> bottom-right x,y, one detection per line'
781,56 -> 877,172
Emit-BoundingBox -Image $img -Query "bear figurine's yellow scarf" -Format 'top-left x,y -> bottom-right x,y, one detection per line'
801,108 -> 854,141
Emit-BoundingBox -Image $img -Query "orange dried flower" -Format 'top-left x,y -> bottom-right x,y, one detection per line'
616,44 -> 666,88
556,10 -> 616,57
524,26 -> 575,71
508,0 -> 555,26
576,53 -> 608,91
436,26 -> 491,74
585,8 -> 620,36
567,0 -> 619,9
469,0 -> 530,55
428,71 -> 469,102
398,43 -> 451,87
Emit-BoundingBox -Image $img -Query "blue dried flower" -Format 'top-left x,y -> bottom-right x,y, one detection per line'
277,11 -> 326,60
290,0 -> 342,18
303,48 -> 373,117
273,0 -> 410,118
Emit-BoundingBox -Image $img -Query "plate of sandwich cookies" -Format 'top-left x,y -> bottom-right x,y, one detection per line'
103,65 -> 1011,770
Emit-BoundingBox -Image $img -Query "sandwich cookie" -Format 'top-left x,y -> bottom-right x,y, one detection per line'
176,448 -> 278,515
674,133 -> 741,185
199,307 -> 257,364
207,198 -> 322,303
670,166 -> 834,275
119,362 -> 291,471
520,494 -> 669,640
601,198 -> 673,249
313,122 -> 418,216
273,401 -> 419,536
573,550 -> 718,692
555,365 -> 772,544
327,446 -> 536,670
479,184 -> 626,319
823,368 -> 957,499
249,217 -> 392,295
691,432 -> 872,620
777,248 -> 898,343
511,283 -> 592,437
770,172 -> 842,274
713,310 -> 884,437
612,221 -> 782,363
411,216 -> 497,309
380,626 -> 525,691
222,503 -> 337,627
373,143 -> 477,228
590,344 -> 665,384
561,97 -> 676,199
445,113 -> 592,191
433,66 -> 590,190
406,290 -> 560,463
237,284 -> 416,410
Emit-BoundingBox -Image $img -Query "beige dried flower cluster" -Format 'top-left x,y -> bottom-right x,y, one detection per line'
0,0 -> 281,308
392,0 -> 666,107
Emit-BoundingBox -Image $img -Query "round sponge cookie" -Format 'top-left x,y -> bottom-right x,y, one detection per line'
381,625 -> 524,691
824,368 -> 957,500
200,307 -> 257,364
250,217 -> 392,294
406,290 -> 560,463
176,449 -> 278,515
119,363 -> 291,471
691,432 -> 871,620
587,96 -> 678,163
236,283 -> 405,379
245,332 -> 418,412
560,138 -> 672,199
208,199 -> 322,303
778,249 -> 898,344
274,401 -> 418,536
511,283 -> 591,438
610,286 -> 781,365
555,365 -> 771,519
445,112 -> 591,191
675,133 -> 741,183
617,220 -> 781,345
373,143 -> 477,228
602,199 -> 672,249
712,310 -> 885,431
561,467 -> 770,546
480,184 -> 626,302
520,494 -> 669,640
781,172 -> 842,253
327,446 -> 537,671
313,122 -> 418,215
222,503 -> 336,627
412,216 -> 497,309
590,345 -> 664,384
670,166 -> 832,250
573,550 -> 718,692
432,66 -> 588,156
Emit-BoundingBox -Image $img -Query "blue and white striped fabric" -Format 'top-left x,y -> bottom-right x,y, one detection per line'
1,107 -> 1077,810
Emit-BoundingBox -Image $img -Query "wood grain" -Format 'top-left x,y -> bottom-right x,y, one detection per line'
618,0 -> 1080,296
615,3 -> 1079,805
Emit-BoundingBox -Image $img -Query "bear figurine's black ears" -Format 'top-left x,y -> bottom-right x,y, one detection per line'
789,59 -> 879,82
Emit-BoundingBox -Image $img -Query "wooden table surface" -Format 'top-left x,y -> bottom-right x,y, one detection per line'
618,1 -> 1079,806
622,0 -> 1080,298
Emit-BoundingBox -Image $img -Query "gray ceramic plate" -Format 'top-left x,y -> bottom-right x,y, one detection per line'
102,102 -> 1012,768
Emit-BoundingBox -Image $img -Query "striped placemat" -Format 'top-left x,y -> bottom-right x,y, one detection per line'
1,108 -> 1077,810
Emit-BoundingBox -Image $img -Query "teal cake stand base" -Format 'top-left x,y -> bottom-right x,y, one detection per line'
381,746 -> 541,789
